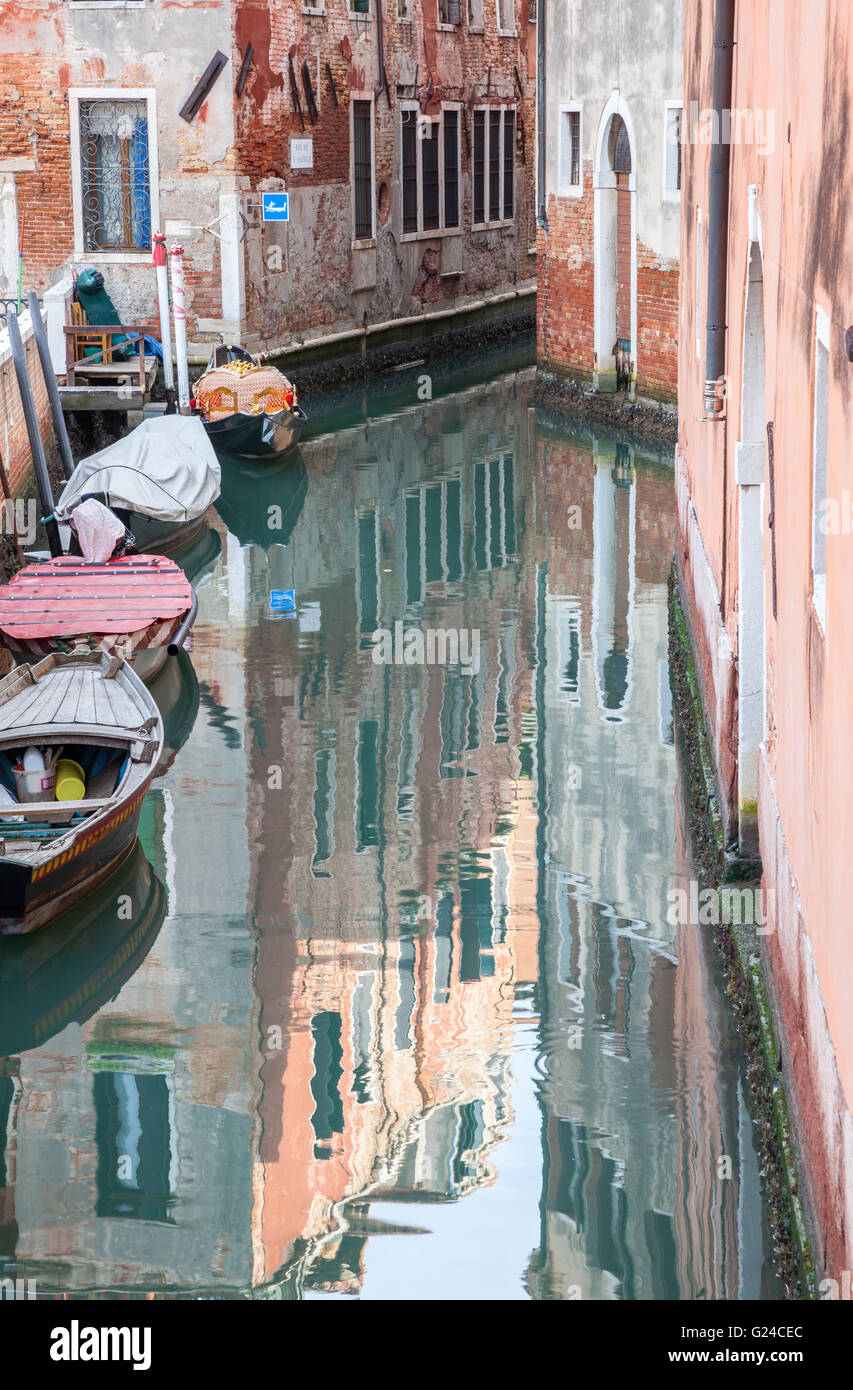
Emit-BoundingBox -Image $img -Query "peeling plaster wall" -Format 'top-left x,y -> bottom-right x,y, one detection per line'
0,0 -> 236,332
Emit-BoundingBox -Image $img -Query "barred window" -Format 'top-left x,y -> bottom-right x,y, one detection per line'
473,107 -> 515,225
438,0 -> 462,21
400,107 -> 461,235
352,99 -> 374,239
79,98 -> 151,253
558,106 -> 582,194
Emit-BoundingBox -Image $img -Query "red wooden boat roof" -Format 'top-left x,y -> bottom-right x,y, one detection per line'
0,556 -> 192,639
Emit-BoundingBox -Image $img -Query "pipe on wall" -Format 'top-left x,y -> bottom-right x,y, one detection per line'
536,0 -> 547,229
703,0 -> 736,414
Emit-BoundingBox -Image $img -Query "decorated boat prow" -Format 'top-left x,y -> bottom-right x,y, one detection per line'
194,343 -> 307,461
0,648 -> 164,935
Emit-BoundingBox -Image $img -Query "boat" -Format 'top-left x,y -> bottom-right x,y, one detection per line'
0,553 -> 197,682
54,414 -> 222,557
0,840 -> 166,1056
0,647 -> 164,935
194,344 -> 307,461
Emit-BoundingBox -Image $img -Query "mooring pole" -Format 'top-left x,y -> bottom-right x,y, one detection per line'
153,232 -> 176,414
169,242 -> 191,414
6,311 -> 62,557
26,290 -> 75,481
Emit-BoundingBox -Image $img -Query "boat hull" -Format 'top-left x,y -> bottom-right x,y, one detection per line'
0,778 -> 152,935
201,404 -> 307,461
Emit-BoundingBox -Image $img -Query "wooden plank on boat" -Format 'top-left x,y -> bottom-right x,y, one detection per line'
0,796 -> 113,821
0,556 -> 192,641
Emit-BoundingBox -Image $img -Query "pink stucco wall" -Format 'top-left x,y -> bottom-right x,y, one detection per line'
677,0 -> 853,1276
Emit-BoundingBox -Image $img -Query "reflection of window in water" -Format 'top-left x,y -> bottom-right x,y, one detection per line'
440,668 -> 467,778
452,1100 -> 484,1188
395,938 -> 416,1051
351,972 -> 374,1104
555,599 -> 582,704
592,905 -> 634,1050
94,1071 -> 174,1222
459,872 -> 494,981
433,893 -> 455,1002
491,846 -> 509,944
474,453 -> 516,571
493,620 -> 516,744
310,1012 -> 344,1156
466,657 -> 485,751
357,509 -> 379,638
396,686 -> 420,821
312,746 -> 336,872
356,720 -> 379,851
407,477 -> 463,600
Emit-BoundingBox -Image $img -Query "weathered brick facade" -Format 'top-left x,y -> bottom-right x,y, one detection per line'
0,0 -> 535,352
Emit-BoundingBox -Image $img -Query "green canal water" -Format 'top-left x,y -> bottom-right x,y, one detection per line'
0,346 -> 781,1300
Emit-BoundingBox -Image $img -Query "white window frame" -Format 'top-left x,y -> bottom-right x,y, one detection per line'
662,100 -> 683,203
811,304 -> 830,633
496,0 -> 516,36
400,102 -> 463,241
557,102 -> 583,198
69,87 -> 159,263
471,105 -> 516,229
350,91 -> 376,248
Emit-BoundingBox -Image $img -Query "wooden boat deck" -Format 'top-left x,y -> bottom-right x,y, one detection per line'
0,651 -> 152,741
0,555 -> 192,643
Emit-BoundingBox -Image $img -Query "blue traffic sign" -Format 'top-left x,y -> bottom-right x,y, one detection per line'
262,192 -> 289,222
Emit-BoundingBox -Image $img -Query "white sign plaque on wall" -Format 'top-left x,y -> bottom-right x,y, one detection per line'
290,138 -> 314,170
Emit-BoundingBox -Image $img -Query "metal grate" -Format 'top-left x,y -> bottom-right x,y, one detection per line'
422,122 -> 440,230
79,98 -> 151,252
443,109 -> 460,228
352,100 -> 373,239
473,110 -> 485,223
402,109 -> 418,232
503,109 -> 515,219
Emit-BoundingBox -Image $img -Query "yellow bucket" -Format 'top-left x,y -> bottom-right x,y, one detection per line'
55,758 -> 86,802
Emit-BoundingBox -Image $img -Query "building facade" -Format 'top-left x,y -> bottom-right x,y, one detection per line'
676,0 -> 853,1278
536,0 -> 683,402
0,0 -> 536,354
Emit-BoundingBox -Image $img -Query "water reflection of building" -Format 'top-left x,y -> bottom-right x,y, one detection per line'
526,424 -> 773,1300
0,372 -> 776,1299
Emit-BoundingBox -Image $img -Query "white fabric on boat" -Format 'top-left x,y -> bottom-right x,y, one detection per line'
69,497 -> 127,563
56,416 -> 221,524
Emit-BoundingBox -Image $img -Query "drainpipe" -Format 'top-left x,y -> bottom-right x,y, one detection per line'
703,0 -> 736,414
536,0 -> 546,229
375,0 -> 386,101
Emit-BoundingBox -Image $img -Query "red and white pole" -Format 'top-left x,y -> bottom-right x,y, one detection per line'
153,232 -> 176,412
168,241 -> 191,414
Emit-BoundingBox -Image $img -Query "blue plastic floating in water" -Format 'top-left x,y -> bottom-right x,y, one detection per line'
270,589 -> 296,614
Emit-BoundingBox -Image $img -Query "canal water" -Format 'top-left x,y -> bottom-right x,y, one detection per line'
0,347 -> 781,1300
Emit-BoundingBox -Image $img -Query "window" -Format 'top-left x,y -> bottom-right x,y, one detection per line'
811,305 -> 830,630
496,0 -> 515,33
438,0 -> 462,21
472,107 -> 516,226
352,99 -> 374,240
400,106 -> 461,236
468,0 -> 484,25
398,0 -> 412,14
558,105 -> 582,195
663,103 -> 682,198
350,0 -> 370,12
77,96 -> 152,253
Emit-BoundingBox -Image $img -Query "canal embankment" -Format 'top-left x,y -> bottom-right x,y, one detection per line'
669,564 -> 818,1300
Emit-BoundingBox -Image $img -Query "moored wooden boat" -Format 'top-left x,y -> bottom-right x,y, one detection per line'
195,344 -> 307,461
0,554 -> 197,676
0,648 -> 164,935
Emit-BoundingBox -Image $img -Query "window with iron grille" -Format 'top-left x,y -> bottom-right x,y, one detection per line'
400,107 -> 461,235
79,98 -> 151,252
473,107 -> 515,225
352,100 -> 374,239
558,105 -> 582,194
438,0 -> 462,22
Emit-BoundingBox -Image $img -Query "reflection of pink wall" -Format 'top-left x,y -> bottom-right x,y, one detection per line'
677,0 -> 853,1273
